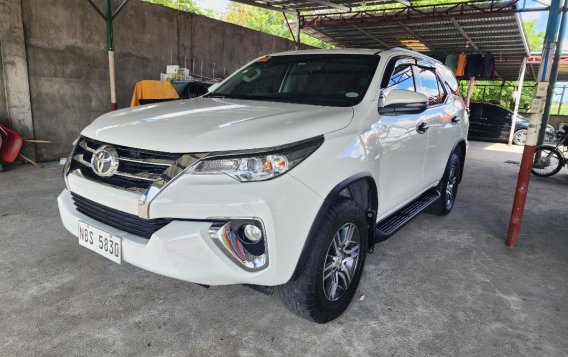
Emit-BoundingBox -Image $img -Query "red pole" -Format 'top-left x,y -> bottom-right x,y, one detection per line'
506,145 -> 536,247
506,0 -> 563,247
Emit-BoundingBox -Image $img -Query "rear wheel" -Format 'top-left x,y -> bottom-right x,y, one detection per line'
531,145 -> 564,177
513,129 -> 527,146
427,152 -> 461,216
280,199 -> 367,323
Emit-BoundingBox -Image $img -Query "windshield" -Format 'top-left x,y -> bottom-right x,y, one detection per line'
208,54 -> 380,107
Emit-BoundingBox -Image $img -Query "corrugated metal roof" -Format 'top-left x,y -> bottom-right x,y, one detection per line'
232,1 -> 406,13
235,0 -> 564,81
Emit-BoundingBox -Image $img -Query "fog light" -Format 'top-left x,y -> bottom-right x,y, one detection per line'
243,224 -> 263,242
209,220 -> 268,271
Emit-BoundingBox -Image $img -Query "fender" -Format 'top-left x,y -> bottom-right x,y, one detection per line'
451,139 -> 467,182
289,172 -> 378,281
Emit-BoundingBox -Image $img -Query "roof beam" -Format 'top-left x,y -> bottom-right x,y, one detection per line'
397,21 -> 431,51
450,17 -> 480,52
310,0 -> 351,11
230,0 -> 296,14
351,24 -> 389,48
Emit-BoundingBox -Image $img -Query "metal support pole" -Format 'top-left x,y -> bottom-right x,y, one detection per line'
464,77 -> 475,108
538,0 -> 568,144
508,57 -> 527,146
507,0 -> 562,248
557,85 -> 566,115
104,0 -> 117,111
85,0 -> 129,111
295,11 -> 301,50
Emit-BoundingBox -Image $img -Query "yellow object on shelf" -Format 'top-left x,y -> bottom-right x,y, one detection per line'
130,80 -> 180,107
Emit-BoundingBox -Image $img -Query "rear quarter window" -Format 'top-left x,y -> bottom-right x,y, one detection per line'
437,66 -> 459,95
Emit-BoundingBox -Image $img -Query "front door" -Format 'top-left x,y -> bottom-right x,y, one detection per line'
375,59 -> 430,218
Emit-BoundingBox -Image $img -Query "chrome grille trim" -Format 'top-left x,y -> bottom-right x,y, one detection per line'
78,140 -> 95,153
138,153 -> 206,219
68,169 -> 147,194
117,156 -> 173,167
113,170 -> 160,182
68,137 -> 185,194
66,137 -> 210,219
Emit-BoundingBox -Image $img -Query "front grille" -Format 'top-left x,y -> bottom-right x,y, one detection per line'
72,193 -> 172,239
69,137 -> 180,192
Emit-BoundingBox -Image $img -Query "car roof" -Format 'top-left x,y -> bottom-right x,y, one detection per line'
269,47 -> 449,70
270,48 -> 381,56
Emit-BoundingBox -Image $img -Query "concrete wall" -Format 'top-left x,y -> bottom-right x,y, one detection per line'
548,115 -> 568,130
2,0 -> 302,161
0,0 -> 34,159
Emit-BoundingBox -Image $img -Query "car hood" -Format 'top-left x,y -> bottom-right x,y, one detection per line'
81,98 -> 354,152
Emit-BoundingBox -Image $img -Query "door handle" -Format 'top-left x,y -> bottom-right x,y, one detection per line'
479,116 -> 488,120
451,116 -> 460,124
416,122 -> 429,134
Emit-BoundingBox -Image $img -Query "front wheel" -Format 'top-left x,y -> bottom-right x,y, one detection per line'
531,145 -> 564,177
280,199 -> 367,323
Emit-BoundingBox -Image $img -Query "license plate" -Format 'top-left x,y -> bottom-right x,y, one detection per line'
78,221 -> 121,264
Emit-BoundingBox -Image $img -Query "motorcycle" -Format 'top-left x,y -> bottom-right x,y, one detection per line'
531,124 -> 568,177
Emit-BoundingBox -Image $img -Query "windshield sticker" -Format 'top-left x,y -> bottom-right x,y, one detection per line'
346,92 -> 359,98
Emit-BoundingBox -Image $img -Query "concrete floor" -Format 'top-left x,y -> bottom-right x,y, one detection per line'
1,141 -> 567,356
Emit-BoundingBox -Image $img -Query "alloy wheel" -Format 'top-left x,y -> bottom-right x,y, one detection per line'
445,165 -> 458,208
322,223 -> 361,302
514,130 -> 527,145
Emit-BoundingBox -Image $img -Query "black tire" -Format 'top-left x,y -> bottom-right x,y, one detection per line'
427,152 -> 461,216
280,199 -> 367,323
0,163 -> 3,172
531,145 -> 564,177
513,129 -> 527,146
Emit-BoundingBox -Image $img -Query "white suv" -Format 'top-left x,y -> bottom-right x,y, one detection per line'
58,48 -> 468,323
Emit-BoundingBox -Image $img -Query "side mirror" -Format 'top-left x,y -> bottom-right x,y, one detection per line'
378,89 -> 428,115
207,82 -> 221,93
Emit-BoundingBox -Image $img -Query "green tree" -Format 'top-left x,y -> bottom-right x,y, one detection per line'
523,19 -> 545,52
223,3 -> 332,49
143,0 -> 209,16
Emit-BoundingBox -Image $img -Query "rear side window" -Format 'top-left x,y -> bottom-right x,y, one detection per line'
415,67 -> 445,105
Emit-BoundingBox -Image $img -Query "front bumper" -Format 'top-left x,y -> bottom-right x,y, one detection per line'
58,172 -> 323,286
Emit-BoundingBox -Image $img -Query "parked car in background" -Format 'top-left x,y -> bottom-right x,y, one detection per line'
468,102 -> 555,145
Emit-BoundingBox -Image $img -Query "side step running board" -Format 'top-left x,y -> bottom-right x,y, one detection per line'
375,189 -> 441,240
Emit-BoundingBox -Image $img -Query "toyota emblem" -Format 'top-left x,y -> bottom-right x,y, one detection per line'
91,145 -> 119,177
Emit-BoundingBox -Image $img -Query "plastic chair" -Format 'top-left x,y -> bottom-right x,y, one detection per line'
0,125 -> 23,164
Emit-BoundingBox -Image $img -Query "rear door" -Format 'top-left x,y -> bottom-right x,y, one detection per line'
414,65 -> 458,187
483,105 -> 509,139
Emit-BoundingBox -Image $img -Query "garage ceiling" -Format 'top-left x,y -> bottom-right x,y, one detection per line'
234,0 -> 565,81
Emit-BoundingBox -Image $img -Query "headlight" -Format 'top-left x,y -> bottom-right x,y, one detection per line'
188,136 -> 323,182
